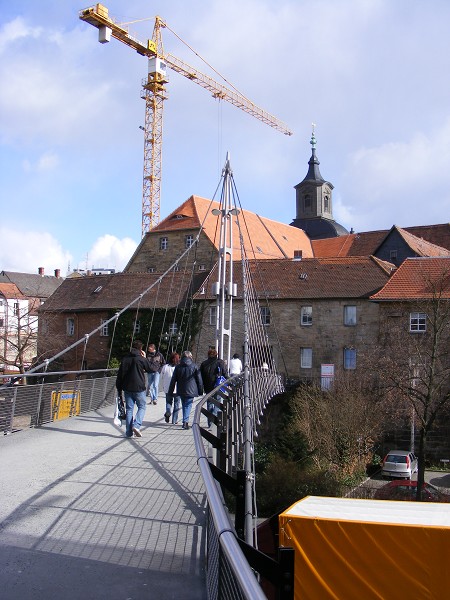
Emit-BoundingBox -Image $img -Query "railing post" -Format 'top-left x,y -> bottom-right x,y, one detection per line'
277,547 -> 295,600
235,469 -> 246,540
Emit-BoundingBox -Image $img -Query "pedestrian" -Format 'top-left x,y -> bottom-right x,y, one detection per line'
146,343 -> 165,405
160,352 -> 181,424
116,340 -> 153,438
168,350 -> 203,430
229,352 -> 243,376
200,348 -> 228,428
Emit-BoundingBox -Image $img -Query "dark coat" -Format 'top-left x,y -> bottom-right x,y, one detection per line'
168,356 -> 203,398
116,348 -> 152,393
146,350 -> 165,373
200,357 -> 228,394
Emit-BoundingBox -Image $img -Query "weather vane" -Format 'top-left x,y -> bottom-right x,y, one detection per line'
310,122 -> 317,149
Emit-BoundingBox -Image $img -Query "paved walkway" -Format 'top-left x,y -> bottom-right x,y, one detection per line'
0,393 -> 207,600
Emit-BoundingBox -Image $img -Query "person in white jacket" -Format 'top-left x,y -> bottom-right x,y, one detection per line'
160,352 -> 181,424
229,353 -> 243,376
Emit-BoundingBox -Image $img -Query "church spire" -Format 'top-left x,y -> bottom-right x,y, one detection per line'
302,123 -> 324,183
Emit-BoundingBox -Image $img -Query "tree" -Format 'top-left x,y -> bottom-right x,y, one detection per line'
290,374 -> 385,480
0,295 -> 39,375
376,262 -> 450,500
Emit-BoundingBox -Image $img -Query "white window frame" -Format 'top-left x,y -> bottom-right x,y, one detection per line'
67,317 -> 75,336
209,306 -> 217,326
185,234 -> 194,249
260,306 -> 271,326
410,312 -> 426,333
301,305 -> 312,326
134,320 -> 141,334
160,237 -> 168,251
300,347 -> 312,369
343,347 -> 357,370
344,305 -> 357,326
100,319 -> 109,337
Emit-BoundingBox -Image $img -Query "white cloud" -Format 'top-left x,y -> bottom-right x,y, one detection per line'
22,151 -> 59,172
85,235 -> 138,272
0,228 -> 72,273
0,16 -> 42,54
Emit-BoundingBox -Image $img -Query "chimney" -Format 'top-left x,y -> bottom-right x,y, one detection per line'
54,269 -> 60,279
38,267 -> 44,276
293,250 -> 303,261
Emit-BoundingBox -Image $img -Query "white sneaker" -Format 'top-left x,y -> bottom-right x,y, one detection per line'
132,427 -> 142,438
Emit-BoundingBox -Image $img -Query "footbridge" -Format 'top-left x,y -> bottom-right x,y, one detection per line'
0,158 -> 294,598
0,369 -> 292,599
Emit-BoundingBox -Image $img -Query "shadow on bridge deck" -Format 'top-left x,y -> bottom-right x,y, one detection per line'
0,393 -> 207,600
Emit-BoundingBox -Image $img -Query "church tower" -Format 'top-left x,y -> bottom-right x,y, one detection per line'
291,128 -> 348,239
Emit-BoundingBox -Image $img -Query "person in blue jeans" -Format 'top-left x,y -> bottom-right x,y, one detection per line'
160,352 -> 181,424
168,350 -> 203,430
116,340 -> 153,438
146,343 -> 165,405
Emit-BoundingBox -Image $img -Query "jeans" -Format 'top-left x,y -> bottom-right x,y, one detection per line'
124,389 -> 147,437
147,371 -> 160,402
165,393 -> 181,424
207,393 -> 221,427
180,396 -> 194,425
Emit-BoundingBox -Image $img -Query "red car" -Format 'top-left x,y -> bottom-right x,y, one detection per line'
374,480 -> 450,502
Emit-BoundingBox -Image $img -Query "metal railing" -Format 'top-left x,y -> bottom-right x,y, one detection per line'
0,370 -> 117,434
193,369 -> 294,600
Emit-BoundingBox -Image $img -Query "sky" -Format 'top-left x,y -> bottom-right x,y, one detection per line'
1,0 -> 450,275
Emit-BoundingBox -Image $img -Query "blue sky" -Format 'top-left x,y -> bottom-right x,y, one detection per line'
1,0 -> 450,274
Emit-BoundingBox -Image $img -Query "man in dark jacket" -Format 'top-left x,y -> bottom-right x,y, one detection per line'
116,340 -> 153,438
200,348 -> 228,428
146,343 -> 165,405
168,351 -> 203,430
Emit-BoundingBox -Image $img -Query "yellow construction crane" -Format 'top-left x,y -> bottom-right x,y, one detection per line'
79,4 -> 293,236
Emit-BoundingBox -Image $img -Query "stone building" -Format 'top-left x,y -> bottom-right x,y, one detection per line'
194,256 -> 394,381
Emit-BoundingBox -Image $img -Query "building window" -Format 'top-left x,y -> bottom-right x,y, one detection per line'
185,234 -> 194,249
67,317 -> 75,336
300,347 -> 312,369
160,237 -> 168,250
304,194 -> 311,210
147,267 -> 156,273
198,264 -> 206,271
324,195 -> 330,212
100,319 -> 109,336
301,305 -> 312,326
344,305 -> 357,326
134,320 -> 141,335
0,317 -> 4,328
344,347 -> 357,370
410,312 -> 426,333
209,306 -> 217,326
260,306 -> 271,326
390,249 -> 398,260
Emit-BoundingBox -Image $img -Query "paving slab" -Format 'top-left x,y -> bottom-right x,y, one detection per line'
0,394 -> 207,600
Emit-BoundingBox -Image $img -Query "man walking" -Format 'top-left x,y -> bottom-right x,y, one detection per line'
168,351 -> 203,430
146,343 -> 165,405
116,340 -> 152,438
200,348 -> 228,428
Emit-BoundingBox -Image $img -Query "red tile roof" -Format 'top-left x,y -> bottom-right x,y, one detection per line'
195,256 -> 394,300
370,257 -> 450,301
312,224 -> 450,258
0,282 -> 25,299
151,195 -> 314,260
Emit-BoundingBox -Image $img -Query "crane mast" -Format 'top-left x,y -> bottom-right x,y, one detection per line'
79,4 -> 293,235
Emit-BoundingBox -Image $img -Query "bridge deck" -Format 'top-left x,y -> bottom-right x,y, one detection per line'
0,393 -> 207,600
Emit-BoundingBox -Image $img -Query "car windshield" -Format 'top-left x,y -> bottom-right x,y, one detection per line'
386,455 -> 408,463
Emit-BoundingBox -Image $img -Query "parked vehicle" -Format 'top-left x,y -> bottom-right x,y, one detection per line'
374,480 -> 450,502
381,449 -> 418,479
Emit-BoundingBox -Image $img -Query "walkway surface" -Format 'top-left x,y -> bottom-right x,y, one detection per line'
0,392 -> 207,600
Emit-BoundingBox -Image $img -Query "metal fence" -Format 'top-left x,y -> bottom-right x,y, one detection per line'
0,371 -> 117,435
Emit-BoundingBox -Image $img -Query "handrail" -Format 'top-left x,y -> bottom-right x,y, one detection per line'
193,390 -> 267,600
